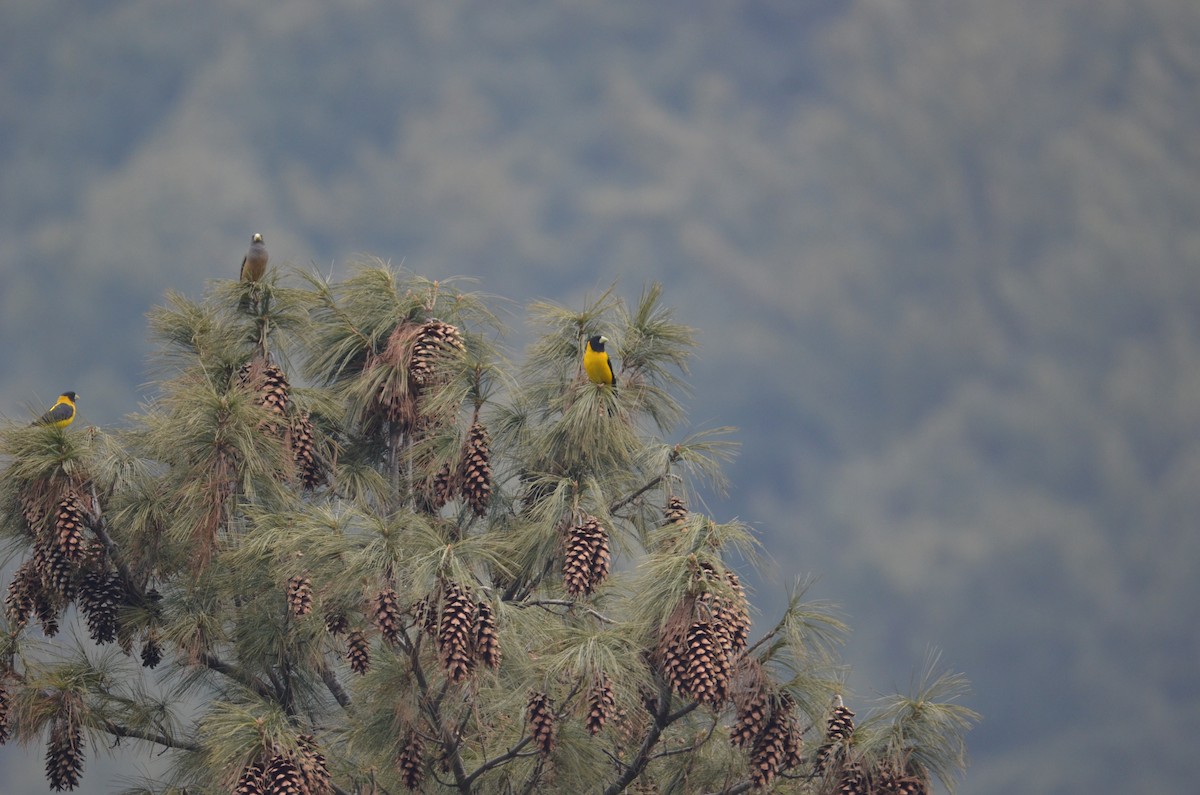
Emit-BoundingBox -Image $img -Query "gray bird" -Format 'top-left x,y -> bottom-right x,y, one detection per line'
240,233 -> 268,282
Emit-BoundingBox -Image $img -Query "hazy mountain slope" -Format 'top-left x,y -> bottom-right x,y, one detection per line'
1,1 -> 1198,792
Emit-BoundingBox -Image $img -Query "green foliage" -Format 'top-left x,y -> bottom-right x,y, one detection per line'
0,262 -> 975,794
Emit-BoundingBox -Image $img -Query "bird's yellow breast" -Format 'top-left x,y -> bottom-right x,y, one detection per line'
583,344 -> 614,386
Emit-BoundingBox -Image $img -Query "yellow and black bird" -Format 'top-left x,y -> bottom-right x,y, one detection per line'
583,335 -> 616,389
240,233 -> 269,282
33,391 -> 78,429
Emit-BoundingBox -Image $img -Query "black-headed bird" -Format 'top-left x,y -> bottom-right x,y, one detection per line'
33,391 -> 78,429
240,233 -> 268,282
583,335 -> 616,389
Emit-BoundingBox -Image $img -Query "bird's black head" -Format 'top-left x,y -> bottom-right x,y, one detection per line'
587,335 -> 608,352
61,391 -> 78,402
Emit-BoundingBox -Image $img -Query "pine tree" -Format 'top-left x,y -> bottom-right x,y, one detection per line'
0,263 -> 976,793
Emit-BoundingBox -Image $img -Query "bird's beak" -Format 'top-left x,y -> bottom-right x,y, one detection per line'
599,336 -> 609,344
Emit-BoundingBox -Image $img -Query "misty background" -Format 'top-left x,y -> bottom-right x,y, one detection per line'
2,1 -> 1197,792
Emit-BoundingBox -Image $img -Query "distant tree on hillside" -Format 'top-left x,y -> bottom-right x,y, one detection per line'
0,262 -> 976,794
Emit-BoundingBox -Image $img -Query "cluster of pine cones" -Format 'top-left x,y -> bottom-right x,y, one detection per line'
234,735 -> 331,795
729,659 -> 805,788
421,418 -> 492,518
372,318 -> 464,429
237,358 -> 325,490
5,488 -> 158,663
3,484 -> 166,791
655,554 -> 752,708
309,579 -> 501,687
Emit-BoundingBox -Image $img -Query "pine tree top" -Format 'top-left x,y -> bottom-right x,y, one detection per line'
0,261 -> 976,794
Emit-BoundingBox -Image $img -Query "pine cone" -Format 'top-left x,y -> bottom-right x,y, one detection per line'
664,496 -> 688,525
749,717 -> 787,788
5,559 -> 41,630
420,461 -> 456,516
289,411 -> 324,490
53,494 -> 88,562
286,575 -> 314,617
834,762 -> 869,795
473,600 -> 501,669
373,588 -> 403,647
33,536 -> 75,601
410,319 -> 465,387
586,676 -> 616,735
297,734 -> 331,795
562,515 -> 611,597
657,596 -> 733,707
345,629 -> 371,675
882,773 -> 928,795
45,716 -> 84,791
140,631 -> 163,669
20,490 -> 47,534
730,686 -> 771,749
412,596 -> 438,638
263,365 -> 291,415
34,588 -> 60,637
77,569 -> 122,645
782,705 -> 804,772
657,631 -> 689,698
239,361 -> 290,417
527,691 -> 556,755
814,703 -> 856,775
458,420 -> 492,517
827,703 -> 856,741
679,621 -> 729,706
396,728 -> 425,791
693,563 -> 750,658
324,612 -> 348,636
438,582 -> 475,683
264,754 -> 304,795
721,571 -> 751,653
235,760 -> 267,795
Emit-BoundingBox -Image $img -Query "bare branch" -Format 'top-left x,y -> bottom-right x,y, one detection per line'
515,598 -> 616,625
463,734 -> 536,787
197,652 -> 274,701
602,680 -> 698,795
701,784 -> 753,795
95,719 -> 200,753
408,640 -> 472,794
320,663 -> 352,709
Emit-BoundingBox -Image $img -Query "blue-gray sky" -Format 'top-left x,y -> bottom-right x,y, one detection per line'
2,1 -> 1198,792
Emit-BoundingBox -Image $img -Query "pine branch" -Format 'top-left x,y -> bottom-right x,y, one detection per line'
88,484 -> 142,601
519,754 -> 548,795
462,734 -> 536,787
517,598 -> 616,625
96,718 -> 200,753
650,711 -> 718,761
702,784 -> 753,795
609,445 -> 681,515
407,639 -> 472,794
602,681 -> 698,795
197,652 -> 274,701
319,663 -> 352,709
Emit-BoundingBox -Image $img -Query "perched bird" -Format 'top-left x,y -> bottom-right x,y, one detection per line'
583,335 -> 616,389
240,233 -> 269,282
33,391 -> 78,429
